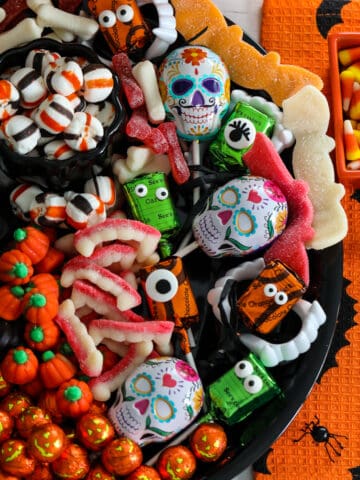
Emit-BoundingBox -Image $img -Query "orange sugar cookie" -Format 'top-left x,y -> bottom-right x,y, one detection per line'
171,0 -> 323,105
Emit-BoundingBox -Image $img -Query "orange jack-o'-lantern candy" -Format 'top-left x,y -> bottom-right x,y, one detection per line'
189,422 -> 228,463
125,465 -> 161,480
51,443 -> 90,479
15,406 -> 51,439
0,370 -> 11,398
0,410 -> 13,443
25,462 -> 52,480
0,439 -> 36,477
76,413 -> 115,451
157,445 -> 196,480
0,391 -> 32,418
86,463 -> 115,480
87,0 -> 152,58
27,423 -> 66,463
101,437 -> 143,476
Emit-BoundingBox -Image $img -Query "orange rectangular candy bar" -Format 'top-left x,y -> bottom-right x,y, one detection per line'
236,260 -> 306,334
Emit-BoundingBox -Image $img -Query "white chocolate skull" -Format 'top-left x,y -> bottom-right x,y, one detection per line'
108,357 -> 203,446
192,176 -> 288,257
159,46 -> 230,141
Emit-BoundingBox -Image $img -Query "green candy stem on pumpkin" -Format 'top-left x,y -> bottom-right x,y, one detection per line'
42,350 -> 55,362
13,228 -> 27,242
10,285 -> 24,298
64,385 -> 82,402
11,262 -> 29,279
28,292 -> 47,308
29,326 -> 45,343
13,349 -> 29,365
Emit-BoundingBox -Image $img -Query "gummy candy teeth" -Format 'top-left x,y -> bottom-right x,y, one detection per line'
60,256 -> 142,311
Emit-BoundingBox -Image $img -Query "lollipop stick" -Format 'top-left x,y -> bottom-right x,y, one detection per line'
192,139 -> 201,203
174,240 -> 198,258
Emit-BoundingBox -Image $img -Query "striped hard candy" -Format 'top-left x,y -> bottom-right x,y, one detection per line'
44,57 -> 84,96
35,93 -> 74,134
63,111 -> 103,151
0,79 -> 20,120
30,192 -> 67,226
10,183 -> 44,221
1,115 -> 40,154
64,191 -> 106,229
10,67 -> 48,109
44,139 -> 75,160
25,48 -> 61,75
83,64 -> 114,103
85,100 -> 115,127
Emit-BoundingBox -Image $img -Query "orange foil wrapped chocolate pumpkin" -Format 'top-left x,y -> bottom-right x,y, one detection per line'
0,439 -> 36,477
236,260 -> 306,334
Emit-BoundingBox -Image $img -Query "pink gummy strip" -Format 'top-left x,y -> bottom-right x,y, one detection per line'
73,217 -> 161,262
61,256 -> 141,311
125,106 -> 168,154
243,132 -> 314,285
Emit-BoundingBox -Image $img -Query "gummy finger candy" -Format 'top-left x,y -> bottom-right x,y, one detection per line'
112,52 -> 145,109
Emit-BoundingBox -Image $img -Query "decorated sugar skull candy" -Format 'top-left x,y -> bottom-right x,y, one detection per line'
158,46 -> 230,140
108,357 -> 204,446
192,176 -> 288,258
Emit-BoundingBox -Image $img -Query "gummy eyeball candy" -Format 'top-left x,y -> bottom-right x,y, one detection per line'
158,46 -> 230,141
192,176 -> 288,258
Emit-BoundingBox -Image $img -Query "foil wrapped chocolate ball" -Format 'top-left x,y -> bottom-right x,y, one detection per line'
156,445 -> 196,480
101,437 -> 143,477
189,422 -> 228,462
76,413 -> 115,451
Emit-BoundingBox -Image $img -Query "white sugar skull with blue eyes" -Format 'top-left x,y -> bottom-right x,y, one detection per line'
192,176 -> 288,258
158,46 -> 230,140
107,357 -> 203,447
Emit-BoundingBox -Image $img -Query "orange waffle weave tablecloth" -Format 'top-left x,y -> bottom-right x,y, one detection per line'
254,1 -> 360,479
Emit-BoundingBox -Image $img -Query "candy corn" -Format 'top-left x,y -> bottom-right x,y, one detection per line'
340,70 -> 355,111
339,46 -> 360,67
344,119 -> 360,161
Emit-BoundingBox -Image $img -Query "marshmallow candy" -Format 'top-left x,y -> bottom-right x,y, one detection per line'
82,64 -> 114,103
35,93 -> 74,134
0,79 -> 20,120
1,115 -> 40,154
10,67 -> 47,109
44,57 -> 83,96
63,112 -> 104,151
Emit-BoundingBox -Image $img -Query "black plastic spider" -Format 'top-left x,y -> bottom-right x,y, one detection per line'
293,415 -> 348,462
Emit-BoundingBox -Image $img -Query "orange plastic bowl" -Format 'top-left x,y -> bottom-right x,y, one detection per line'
328,32 -> 360,189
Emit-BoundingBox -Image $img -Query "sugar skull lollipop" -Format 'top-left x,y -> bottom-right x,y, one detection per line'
159,46 -> 230,141
176,175 -> 288,259
107,356 -> 203,447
